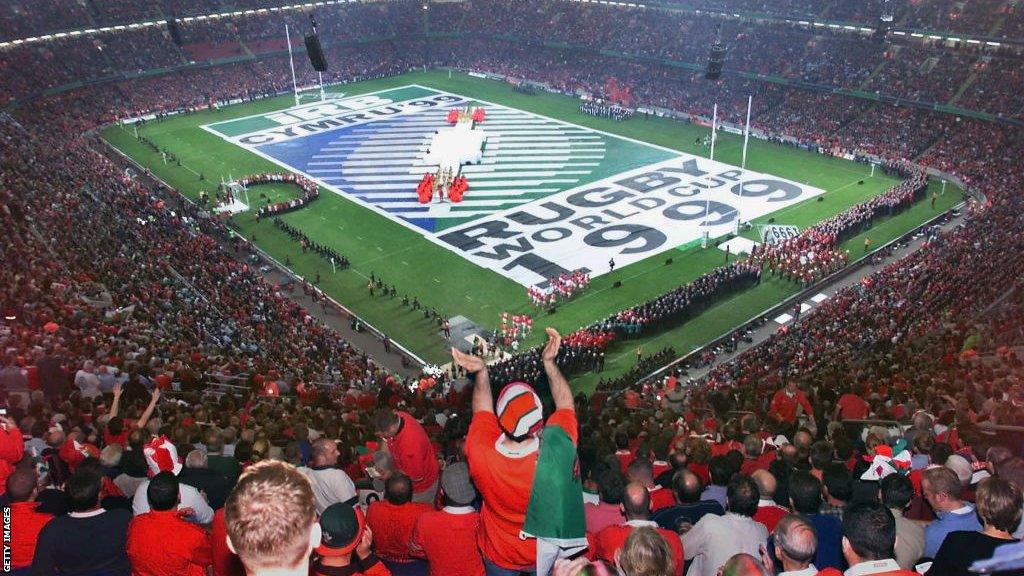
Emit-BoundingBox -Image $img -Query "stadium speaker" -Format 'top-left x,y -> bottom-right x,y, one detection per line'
768,217 -> 776,224
305,34 -> 328,72
858,180 -> 865,185
665,257 -> 673,265
613,281 -> 622,288
817,196 -> 824,202
547,305 -> 557,315
705,41 -> 726,81
166,19 -> 183,46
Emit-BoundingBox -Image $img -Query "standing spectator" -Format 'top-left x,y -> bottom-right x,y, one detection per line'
313,503 -> 391,576
31,469 -> 133,575
927,477 -> 1021,576
587,469 -> 628,534
834,388 -> 870,422
879,474 -> 924,570
453,327 -> 579,576
298,438 -> 358,514
653,469 -> 724,533
7,468 -> 53,574
922,467 -> 982,558
0,415 -> 24,496
74,360 -> 102,400
789,471 -> 843,570
223,460 -> 320,576
411,462 -> 484,576
840,502 -> 917,576
365,473 -> 433,569
180,449 -> 232,510
769,382 -> 815,433
205,430 -> 241,488
132,436 -> 214,524
127,471 -> 213,575
373,407 -> 440,504
37,346 -> 65,400
682,475 -> 769,576
751,470 -> 788,533
589,482 -> 684,576
770,514 -> 819,576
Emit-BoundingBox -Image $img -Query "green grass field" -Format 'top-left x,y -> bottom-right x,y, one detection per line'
102,70 -> 962,392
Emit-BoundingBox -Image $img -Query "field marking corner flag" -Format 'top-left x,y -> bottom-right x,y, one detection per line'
521,424 -> 588,576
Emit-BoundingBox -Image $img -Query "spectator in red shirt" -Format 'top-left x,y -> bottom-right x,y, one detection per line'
770,382 -> 816,432
127,471 -> 213,576
627,458 -> 676,512
373,408 -> 440,504
365,473 -> 433,569
0,416 -> 24,495
588,482 -> 684,576
411,462 -> 484,576
751,470 -> 788,533
312,502 -> 392,576
834,391 -> 870,422
104,385 -> 160,447
6,468 -> 53,572
211,509 -> 245,576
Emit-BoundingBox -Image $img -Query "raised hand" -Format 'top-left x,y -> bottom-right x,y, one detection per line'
451,347 -> 486,373
541,327 -> 562,362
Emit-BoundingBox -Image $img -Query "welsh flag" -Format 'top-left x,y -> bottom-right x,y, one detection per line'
522,425 -> 587,575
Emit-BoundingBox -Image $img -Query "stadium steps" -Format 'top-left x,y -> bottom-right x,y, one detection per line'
948,56 -> 990,107
858,46 -> 899,91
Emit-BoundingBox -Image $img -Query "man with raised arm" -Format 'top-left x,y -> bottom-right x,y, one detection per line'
452,327 -> 584,576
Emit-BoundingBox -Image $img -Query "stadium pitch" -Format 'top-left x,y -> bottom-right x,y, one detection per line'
202,84 -> 825,288
102,70 -> 961,389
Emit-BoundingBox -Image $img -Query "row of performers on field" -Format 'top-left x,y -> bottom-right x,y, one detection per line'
417,168 -> 469,204
273,218 -> 350,269
747,231 -> 849,286
499,313 -> 533,348
579,101 -> 632,121
526,269 -> 591,307
244,173 -> 319,218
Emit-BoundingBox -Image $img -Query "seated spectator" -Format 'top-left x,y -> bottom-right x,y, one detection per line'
821,464 -> 852,520
180,449 -> 231,510
589,482 -> 684,576
789,471 -> 843,570
373,408 -> 440,504
927,477 -> 1021,576
653,469 -> 724,533
224,460 -> 320,576
312,503 -> 392,576
7,468 -> 53,574
365,473 -> 432,568
752,470 -> 788,532
701,455 -> 733,510
682,474 -> 769,576
411,462 -> 483,576
771,514 -> 819,576
299,438 -> 358,514
0,416 -> 24,496
620,527 -> 677,576
127,471 -> 213,575
132,436 -> 214,524
721,553 -> 772,576
32,468 -> 132,575
587,468 -> 627,534
922,466 -> 982,558
840,502 -> 918,576
628,458 -> 677,512
879,474 -> 924,570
